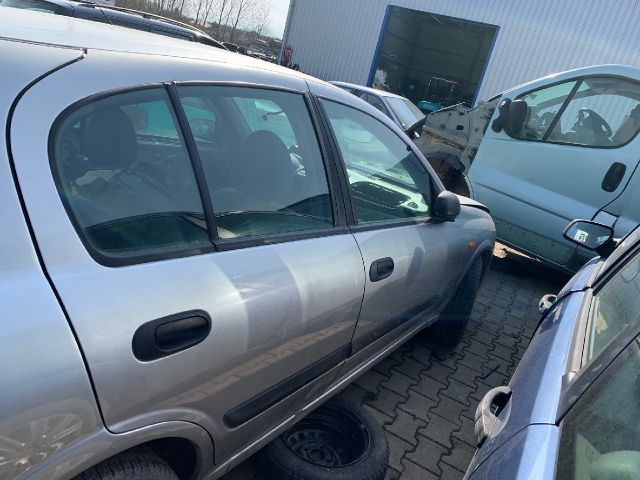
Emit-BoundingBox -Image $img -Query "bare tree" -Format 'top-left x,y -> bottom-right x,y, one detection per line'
226,0 -> 270,42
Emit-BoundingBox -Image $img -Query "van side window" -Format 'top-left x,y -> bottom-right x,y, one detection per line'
321,99 -> 432,224
511,77 -> 640,147
177,86 -> 334,239
549,78 -> 640,147
52,88 -> 210,257
511,81 -> 578,141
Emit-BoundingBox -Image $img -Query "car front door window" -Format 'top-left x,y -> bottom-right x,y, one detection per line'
320,99 -> 432,224
548,78 -> 640,147
511,80 -> 578,141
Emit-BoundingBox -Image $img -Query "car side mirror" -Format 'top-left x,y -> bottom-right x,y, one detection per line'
491,98 -> 511,132
504,99 -> 527,136
433,191 -> 460,222
563,220 -> 615,256
491,98 -> 527,136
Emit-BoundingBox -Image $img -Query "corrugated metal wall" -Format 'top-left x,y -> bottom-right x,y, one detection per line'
283,0 -> 640,103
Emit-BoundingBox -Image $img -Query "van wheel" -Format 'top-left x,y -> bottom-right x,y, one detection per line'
430,258 -> 483,346
260,396 -> 389,480
74,452 -> 178,480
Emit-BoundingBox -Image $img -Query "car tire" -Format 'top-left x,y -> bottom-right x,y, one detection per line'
430,258 -> 483,346
259,396 -> 389,480
74,452 -> 179,480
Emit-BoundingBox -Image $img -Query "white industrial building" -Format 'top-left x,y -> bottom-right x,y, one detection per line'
281,0 -> 640,107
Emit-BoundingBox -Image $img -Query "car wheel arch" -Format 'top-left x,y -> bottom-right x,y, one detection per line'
22,421 -> 214,480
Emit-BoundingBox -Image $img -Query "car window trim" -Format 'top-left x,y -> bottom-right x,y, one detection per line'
308,94 -> 355,225
315,95 -> 441,228
303,93 -> 348,227
505,74 -> 640,149
540,79 -> 582,142
48,82 -> 351,267
166,82 -> 219,243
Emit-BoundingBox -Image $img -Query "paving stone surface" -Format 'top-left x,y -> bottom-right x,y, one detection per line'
221,245 -> 568,479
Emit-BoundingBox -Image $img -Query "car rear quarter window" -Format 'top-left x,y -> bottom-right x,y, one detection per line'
176,86 -> 334,240
51,88 -> 210,259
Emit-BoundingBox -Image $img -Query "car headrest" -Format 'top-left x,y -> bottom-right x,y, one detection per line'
84,107 -> 138,170
230,130 -> 293,204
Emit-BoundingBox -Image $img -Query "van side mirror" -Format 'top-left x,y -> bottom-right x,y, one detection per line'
491,98 -> 511,132
504,100 -> 527,136
563,220 -> 615,255
434,191 -> 460,222
490,98 -> 527,136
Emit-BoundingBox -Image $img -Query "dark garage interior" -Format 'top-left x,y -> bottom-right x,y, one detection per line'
370,6 -> 498,108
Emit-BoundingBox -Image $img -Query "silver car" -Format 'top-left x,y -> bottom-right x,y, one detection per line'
1,8 -> 495,480
330,81 -> 426,136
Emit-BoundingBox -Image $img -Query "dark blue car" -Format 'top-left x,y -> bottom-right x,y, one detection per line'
467,220 -> 640,480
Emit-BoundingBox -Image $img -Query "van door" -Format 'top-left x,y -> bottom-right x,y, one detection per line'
468,75 -> 640,268
10,55 -> 365,464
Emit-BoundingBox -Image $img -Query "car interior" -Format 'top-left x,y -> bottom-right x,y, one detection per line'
516,78 -> 640,147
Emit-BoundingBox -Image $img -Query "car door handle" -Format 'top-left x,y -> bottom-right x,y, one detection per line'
602,162 -> 626,192
132,310 -> 211,362
474,385 -> 512,447
370,257 -> 394,282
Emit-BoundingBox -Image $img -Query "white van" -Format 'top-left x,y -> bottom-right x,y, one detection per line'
423,65 -> 640,271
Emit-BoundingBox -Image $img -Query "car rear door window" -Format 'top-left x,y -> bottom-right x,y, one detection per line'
177,86 -> 334,239
52,88 -> 210,257
320,99 -> 432,224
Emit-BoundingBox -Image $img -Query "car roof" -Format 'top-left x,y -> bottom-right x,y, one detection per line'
3,0 -> 226,48
330,81 -> 408,100
1,7 -> 318,82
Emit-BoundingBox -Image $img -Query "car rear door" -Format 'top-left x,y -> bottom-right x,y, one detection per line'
468,72 -> 640,268
9,50 -> 365,463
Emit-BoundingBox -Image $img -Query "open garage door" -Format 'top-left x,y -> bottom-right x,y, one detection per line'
369,6 -> 498,110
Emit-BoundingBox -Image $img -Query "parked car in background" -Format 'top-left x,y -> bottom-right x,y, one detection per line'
1,9 -> 495,480
0,0 -> 227,49
423,65 -> 640,272
467,219 -> 640,480
331,81 -> 427,137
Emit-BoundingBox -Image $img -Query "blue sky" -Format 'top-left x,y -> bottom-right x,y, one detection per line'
268,0 -> 290,38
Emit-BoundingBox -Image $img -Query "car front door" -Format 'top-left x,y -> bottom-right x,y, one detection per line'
468,74 -> 640,268
10,55 -> 365,465
319,98 -> 470,354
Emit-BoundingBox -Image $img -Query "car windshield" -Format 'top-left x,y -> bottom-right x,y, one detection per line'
385,97 -> 425,129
